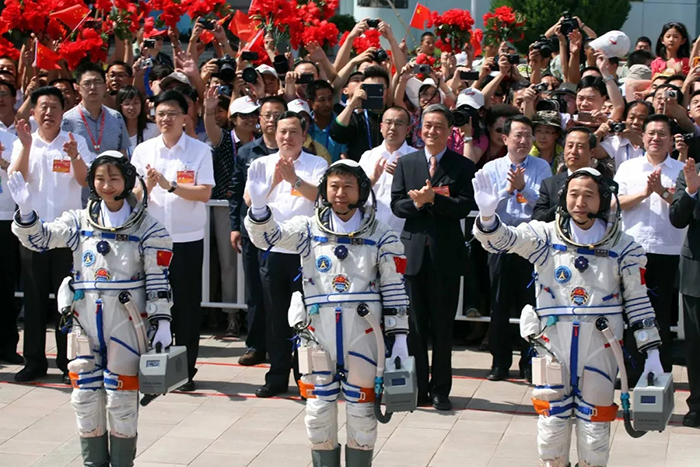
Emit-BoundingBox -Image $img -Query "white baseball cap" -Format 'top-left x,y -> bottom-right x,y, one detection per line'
256,64 -> 278,79
456,88 -> 485,109
589,31 -> 630,59
288,98 -> 312,116
160,71 -> 191,89
228,95 -> 260,116
406,77 -> 444,109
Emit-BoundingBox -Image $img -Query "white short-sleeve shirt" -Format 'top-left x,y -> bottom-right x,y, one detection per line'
0,129 -> 17,220
615,154 -> 686,255
358,141 -> 415,234
10,130 -> 91,221
131,132 -> 215,243
245,150 -> 328,254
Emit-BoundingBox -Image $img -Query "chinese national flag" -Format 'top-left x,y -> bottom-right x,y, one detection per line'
156,250 -> 173,267
228,10 -> 256,42
34,42 -> 61,70
241,28 -> 264,52
49,5 -> 90,31
409,2 -> 431,30
200,30 -> 215,44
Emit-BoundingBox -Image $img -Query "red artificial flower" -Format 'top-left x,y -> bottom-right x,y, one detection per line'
428,9 -> 474,53
415,53 -> 435,67
59,28 -> 108,70
483,6 -> 526,46
494,6 -> 516,24
0,38 -> 20,61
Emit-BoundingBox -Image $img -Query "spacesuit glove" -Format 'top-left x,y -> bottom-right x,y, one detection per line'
472,169 -> 499,221
641,347 -> 664,382
7,172 -> 35,218
152,319 -> 172,351
390,334 -> 409,362
247,162 -> 271,210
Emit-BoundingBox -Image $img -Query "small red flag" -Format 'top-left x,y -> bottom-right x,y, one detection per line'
640,267 -> 646,285
34,42 -> 61,70
393,256 -> 407,274
156,250 -> 173,267
409,3 -> 431,30
200,30 -> 215,44
229,10 -> 256,42
49,5 -> 90,31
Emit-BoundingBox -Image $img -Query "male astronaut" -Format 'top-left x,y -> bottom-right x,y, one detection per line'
8,152 -> 173,467
471,167 -> 664,467
245,159 -> 410,467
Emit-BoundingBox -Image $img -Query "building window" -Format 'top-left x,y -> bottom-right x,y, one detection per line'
357,0 -> 408,8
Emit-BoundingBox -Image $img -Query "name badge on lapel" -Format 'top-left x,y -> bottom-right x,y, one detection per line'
516,192 -> 527,203
53,159 -> 71,173
433,185 -> 450,197
176,170 -> 195,184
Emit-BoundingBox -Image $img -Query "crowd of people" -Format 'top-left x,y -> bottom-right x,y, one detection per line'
1,9 -> 700,467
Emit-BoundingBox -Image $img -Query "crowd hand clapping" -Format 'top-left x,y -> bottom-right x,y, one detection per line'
506,166 -> 526,194
408,179 -> 435,208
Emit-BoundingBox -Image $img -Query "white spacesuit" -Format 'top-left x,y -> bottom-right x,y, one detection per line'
9,153 -> 173,467
472,169 -> 662,467
245,160 -> 410,467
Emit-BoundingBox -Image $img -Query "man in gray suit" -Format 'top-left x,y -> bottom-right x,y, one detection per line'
669,158 -> 700,427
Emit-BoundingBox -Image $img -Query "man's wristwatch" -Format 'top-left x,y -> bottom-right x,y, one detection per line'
463,136 -> 473,143
662,189 -> 672,201
168,180 -> 178,193
293,177 -> 303,189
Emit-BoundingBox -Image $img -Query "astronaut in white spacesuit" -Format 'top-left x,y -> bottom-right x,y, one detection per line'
8,152 -> 173,467
245,160 -> 410,467
472,168 -> 664,467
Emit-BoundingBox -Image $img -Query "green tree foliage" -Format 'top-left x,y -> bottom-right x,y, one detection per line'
492,0 -> 631,52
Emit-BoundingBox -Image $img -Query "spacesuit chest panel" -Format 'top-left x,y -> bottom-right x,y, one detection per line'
533,244 -> 624,317
75,231 -> 144,285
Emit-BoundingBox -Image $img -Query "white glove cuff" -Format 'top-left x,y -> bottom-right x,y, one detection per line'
635,326 -> 661,353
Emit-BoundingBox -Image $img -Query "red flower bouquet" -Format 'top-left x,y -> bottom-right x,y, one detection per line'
249,0 -> 302,48
427,9 -> 475,54
0,38 -> 20,61
150,0 -> 188,29
482,6 -> 526,46
0,0 -> 70,41
292,0 -> 339,49
339,28 -> 381,55
59,28 -> 108,70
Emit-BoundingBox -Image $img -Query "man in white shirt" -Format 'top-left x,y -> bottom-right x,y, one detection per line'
0,128 -> 22,365
358,106 -> 415,233
615,114 -> 685,385
131,90 -> 215,391
244,111 -> 328,397
598,101 -> 650,169
9,86 -> 91,383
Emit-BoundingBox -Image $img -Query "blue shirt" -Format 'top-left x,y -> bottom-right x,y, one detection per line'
481,154 -> 551,226
309,115 -> 347,162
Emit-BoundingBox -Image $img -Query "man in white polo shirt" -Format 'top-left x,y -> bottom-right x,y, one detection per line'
358,106 -> 415,233
131,90 -> 215,391
245,111 -> 328,397
615,114 -> 686,385
9,86 -> 91,383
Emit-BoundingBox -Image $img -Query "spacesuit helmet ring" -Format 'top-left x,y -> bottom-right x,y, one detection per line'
87,151 -> 138,202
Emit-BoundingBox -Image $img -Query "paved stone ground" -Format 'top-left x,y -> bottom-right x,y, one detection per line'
1,330 -> 699,467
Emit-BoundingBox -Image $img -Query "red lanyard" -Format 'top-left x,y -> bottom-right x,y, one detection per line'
78,106 -> 106,152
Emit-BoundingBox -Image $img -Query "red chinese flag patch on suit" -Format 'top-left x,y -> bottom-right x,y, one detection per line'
640,267 -> 646,285
157,250 -> 173,267
393,256 -> 407,274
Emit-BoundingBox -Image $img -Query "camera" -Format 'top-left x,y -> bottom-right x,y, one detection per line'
453,106 -> 478,127
532,83 -> 549,93
217,85 -> 232,97
242,67 -> 258,84
665,89 -> 678,100
536,99 -> 560,112
240,51 -> 259,62
683,133 -> 695,142
217,55 -> 237,83
414,64 -> 431,75
143,39 -> 156,49
507,54 -> 520,65
142,58 -> 153,69
198,18 -> 215,30
532,35 -> 555,59
366,19 -> 381,28
460,71 -> 479,81
273,54 -> 289,75
559,12 -> 579,36
611,122 -> 626,134
297,73 -> 314,85
373,48 -> 388,63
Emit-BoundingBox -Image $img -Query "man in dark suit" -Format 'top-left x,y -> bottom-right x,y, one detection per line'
391,103 -> 475,411
669,157 -> 700,427
533,127 -> 598,222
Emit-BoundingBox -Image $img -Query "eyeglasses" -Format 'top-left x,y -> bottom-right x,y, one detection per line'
156,111 -> 182,120
239,113 -> 260,120
81,80 -> 105,89
382,119 -> 407,128
261,112 -> 281,121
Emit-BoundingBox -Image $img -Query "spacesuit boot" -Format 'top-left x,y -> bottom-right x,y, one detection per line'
345,446 -> 373,467
79,434 -> 110,467
311,445 -> 341,467
540,458 -> 570,467
109,435 -> 137,467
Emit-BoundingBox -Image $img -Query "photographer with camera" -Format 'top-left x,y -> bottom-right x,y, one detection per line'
651,84 -> 695,134
284,60 -> 319,103
598,100 -> 650,169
